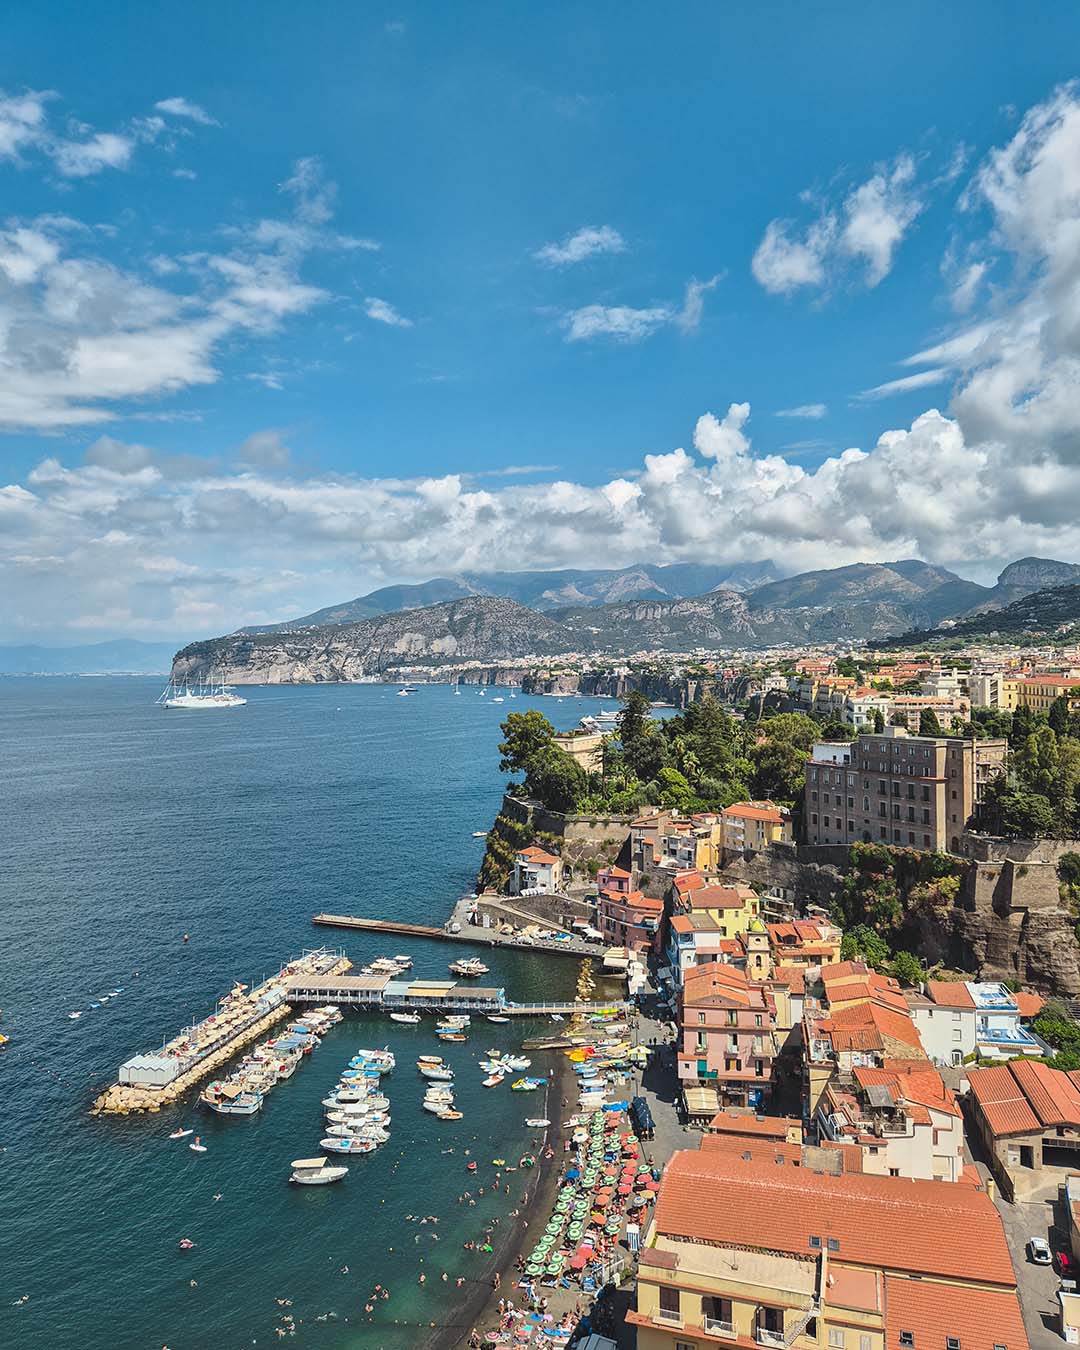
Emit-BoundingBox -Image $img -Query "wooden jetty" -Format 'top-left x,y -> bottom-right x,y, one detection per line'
313,914 -> 448,939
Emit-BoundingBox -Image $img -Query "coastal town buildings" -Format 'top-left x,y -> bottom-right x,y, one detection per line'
767,918 -> 842,970
551,728 -> 605,772
677,961 -> 777,1110
596,871 -> 663,955
510,845 -> 563,895
629,1146 -> 1028,1350
814,1061 -> 966,1181
905,980 -> 1050,1066
670,872 -> 761,937
967,1059 -> 1080,1199
719,800 -> 791,858
803,726 -> 1008,852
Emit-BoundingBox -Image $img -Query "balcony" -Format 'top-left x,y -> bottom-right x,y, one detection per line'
756,1330 -> 786,1348
655,1309 -> 684,1328
703,1315 -> 737,1338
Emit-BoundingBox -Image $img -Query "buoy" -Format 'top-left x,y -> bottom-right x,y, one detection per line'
182,934 -> 190,943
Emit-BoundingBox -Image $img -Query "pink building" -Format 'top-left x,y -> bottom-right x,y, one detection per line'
677,961 -> 777,1109
597,888 -> 663,954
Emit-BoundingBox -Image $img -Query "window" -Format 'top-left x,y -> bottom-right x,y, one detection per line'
946,1339 -> 960,1350
828,1331 -> 845,1349
826,1237 -> 840,1252
922,809 -> 930,824
658,1284 -> 680,1319
899,1336 -> 915,1349
675,1343 -> 696,1350
908,832 -> 915,844
860,1338 -> 872,1350
923,835 -> 931,847
809,1234 -> 822,1248
811,814 -> 818,826
697,1012 -> 705,1025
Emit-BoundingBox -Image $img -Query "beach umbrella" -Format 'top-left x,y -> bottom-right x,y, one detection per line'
618,1182 -> 632,1196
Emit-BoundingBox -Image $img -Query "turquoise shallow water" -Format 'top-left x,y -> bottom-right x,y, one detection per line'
0,678 -> 619,1350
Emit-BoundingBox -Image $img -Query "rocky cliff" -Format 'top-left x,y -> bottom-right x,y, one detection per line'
172,597 -> 575,683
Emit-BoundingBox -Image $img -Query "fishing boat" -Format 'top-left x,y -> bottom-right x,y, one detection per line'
389,1012 -> 421,1024
437,1031 -> 468,1043
437,1109 -> 463,1120
290,1157 -> 348,1185
487,1015 -> 510,1024
417,1054 -> 444,1066
419,1064 -> 454,1081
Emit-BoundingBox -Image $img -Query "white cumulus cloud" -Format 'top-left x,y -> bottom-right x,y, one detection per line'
364,297 -> 413,328
534,225 -> 626,266
154,96 -> 219,126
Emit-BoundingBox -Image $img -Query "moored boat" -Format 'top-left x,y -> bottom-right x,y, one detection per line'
290,1156 -> 347,1184
389,1012 -> 421,1024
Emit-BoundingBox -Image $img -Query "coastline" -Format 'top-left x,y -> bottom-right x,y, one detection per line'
426,1051 -> 574,1349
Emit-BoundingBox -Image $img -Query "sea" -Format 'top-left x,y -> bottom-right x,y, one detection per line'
0,677 -> 624,1350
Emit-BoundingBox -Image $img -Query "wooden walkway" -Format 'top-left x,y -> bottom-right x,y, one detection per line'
313,913 -> 448,939
311,911 -> 603,959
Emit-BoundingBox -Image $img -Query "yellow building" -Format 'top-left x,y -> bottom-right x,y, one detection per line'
1005,675 -> 1080,715
630,1146 -> 1027,1350
676,878 -> 762,940
720,801 -> 791,858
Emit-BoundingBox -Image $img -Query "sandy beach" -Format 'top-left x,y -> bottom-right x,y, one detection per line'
427,1052 -> 574,1349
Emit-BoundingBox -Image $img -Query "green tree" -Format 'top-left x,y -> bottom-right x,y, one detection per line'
919,707 -> 943,737
757,712 -> 820,751
840,924 -> 892,969
890,950 -> 924,987
525,746 -> 587,813
1050,695 -> 1072,737
498,710 -> 555,777
871,708 -> 885,733
655,766 -> 693,808
750,737 -> 808,804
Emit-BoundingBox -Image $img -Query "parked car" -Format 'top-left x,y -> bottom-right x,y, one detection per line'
1053,1250 -> 1074,1277
1028,1237 -> 1052,1265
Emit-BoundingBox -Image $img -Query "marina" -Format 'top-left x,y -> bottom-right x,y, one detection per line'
92,948 -> 350,1115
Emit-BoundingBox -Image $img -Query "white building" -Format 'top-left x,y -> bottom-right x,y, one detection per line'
511,846 -> 563,895
906,980 -> 1052,1066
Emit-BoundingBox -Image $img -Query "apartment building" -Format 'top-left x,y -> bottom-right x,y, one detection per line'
720,800 -> 791,857
672,878 -> 761,937
815,1062 -> 965,1182
510,845 -> 563,895
768,919 -> 843,970
804,726 -> 1007,853
886,693 -> 971,731
905,980 -> 1053,1066
597,887 -> 662,955
629,1147 -> 1028,1350
677,961 -> 777,1110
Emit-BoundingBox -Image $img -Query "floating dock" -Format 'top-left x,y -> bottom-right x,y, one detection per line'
286,974 -> 625,1018
92,948 -> 351,1116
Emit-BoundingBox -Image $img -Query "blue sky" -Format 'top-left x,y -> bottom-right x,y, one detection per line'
5,2 -> 1080,641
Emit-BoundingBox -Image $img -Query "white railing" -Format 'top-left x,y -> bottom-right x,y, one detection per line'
703,1315 -> 737,1337
756,1330 -> 786,1348
655,1310 -> 683,1326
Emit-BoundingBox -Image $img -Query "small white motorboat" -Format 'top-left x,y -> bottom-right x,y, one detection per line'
483,1075 -> 505,1088
525,1118 -> 551,1128
419,1065 -> 454,1081
290,1157 -> 348,1185
390,1012 -> 421,1024
487,1015 -> 510,1024
67,1011 -> 82,1020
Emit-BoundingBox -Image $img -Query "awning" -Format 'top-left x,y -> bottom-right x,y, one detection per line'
683,1086 -> 721,1116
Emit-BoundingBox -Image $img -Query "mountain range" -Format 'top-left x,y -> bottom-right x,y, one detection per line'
172,556 -> 1080,682
0,639 -> 176,675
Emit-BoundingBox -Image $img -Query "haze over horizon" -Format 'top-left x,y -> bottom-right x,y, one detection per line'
5,4 -> 1080,644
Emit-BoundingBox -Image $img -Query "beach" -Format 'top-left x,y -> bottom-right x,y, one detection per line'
426,1052 -> 575,1348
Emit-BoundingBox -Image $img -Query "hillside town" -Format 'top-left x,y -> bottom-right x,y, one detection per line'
474,644 -> 1080,1349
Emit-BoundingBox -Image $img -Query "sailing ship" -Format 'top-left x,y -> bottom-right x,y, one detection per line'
157,671 -> 246,710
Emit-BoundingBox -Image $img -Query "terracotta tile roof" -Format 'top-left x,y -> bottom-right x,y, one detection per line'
599,865 -> 631,880
820,960 -> 871,980
823,1001 -> 924,1053
967,1064 -> 1041,1136
926,979 -> 976,1009
673,869 -> 705,894
853,1063 -> 962,1118
652,1149 -> 1015,1286
517,846 -> 560,865
599,889 -> 662,914
884,1273 -> 1028,1350
1015,990 -> 1045,1018
706,1111 -> 794,1139
688,884 -> 755,911
769,967 -> 806,995
722,801 -> 786,824
1011,1059 -> 1080,1128
700,1133 -> 804,1165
